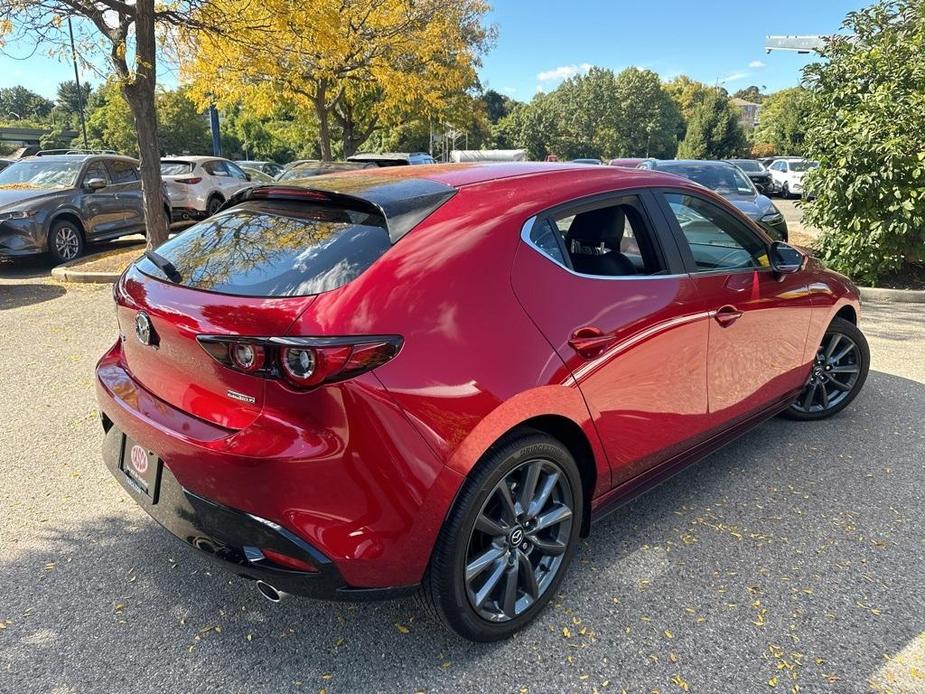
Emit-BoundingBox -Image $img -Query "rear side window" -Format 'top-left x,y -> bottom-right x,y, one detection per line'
136,200 -> 391,297
108,160 -> 139,183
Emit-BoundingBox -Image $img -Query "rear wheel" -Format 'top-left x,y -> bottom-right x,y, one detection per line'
782,181 -> 791,199
783,317 -> 869,420
48,219 -> 84,263
206,195 -> 223,216
421,433 -> 582,641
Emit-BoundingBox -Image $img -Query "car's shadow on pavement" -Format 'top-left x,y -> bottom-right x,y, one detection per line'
2,371 -> 923,693
0,283 -> 67,310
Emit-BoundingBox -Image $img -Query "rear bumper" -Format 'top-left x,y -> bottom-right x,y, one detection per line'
94,339 -> 461,593
100,423 -> 416,600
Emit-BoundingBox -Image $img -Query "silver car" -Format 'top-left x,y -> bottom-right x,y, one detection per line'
0,153 -> 167,263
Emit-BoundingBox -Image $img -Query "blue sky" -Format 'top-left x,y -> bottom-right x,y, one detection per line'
1,0 -> 864,100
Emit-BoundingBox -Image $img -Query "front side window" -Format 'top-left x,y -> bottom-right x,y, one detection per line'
225,162 -> 249,181
528,196 -> 665,277
662,193 -> 768,272
82,161 -> 110,186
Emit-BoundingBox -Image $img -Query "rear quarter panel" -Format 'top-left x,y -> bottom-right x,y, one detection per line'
285,176 -> 614,499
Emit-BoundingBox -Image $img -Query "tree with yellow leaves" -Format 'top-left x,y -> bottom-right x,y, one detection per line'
181,0 -> 493,160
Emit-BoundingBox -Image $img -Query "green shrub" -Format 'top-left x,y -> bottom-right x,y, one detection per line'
802,0 -> 925,285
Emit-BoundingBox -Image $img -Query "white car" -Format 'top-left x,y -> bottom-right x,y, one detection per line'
767,158 -> 819,199
160,156 -> 255,221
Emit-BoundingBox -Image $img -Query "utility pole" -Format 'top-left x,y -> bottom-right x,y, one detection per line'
67,16 -> 89,149
209,104 -> 222,156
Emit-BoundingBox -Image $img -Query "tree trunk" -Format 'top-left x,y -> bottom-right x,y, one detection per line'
314,89 -> 333,161
123,0 -> 169,249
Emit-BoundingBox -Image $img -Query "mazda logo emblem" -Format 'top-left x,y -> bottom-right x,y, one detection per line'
135,311 -> 154,346
509,527 -> 524,546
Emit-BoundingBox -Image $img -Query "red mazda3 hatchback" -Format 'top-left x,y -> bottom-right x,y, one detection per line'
96,163 -> 869,641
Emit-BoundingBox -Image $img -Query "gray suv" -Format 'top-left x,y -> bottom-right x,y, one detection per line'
0,153 -> 167,263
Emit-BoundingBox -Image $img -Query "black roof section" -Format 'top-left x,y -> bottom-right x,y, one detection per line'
226,174 -> 457,243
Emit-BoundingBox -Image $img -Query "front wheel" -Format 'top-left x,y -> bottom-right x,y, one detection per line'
783,317 -> 869,420
421,433 -> 583,641
48,220 -> 85,263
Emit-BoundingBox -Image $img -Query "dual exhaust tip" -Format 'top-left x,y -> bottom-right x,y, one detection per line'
255,580 -> 288,603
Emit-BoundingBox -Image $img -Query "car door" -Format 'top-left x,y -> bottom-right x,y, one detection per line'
104,159 -> 144,231
511,191 -> 713,489
654,189 -> 814,428
78,160 -> 122,238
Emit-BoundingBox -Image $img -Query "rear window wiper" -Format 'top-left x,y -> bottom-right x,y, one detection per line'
144,249 -> 182,283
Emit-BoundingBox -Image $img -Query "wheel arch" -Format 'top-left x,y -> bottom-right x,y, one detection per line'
835,304 -> 857,325
47,210 -> 87,245
502,415 -> 598,537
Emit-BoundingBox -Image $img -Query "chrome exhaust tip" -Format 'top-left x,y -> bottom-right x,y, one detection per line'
255,580 -> 287,603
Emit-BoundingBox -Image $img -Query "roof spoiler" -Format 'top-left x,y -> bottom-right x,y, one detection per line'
225,179 -> 456,243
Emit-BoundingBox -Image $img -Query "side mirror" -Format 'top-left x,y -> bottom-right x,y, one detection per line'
85,177 -> 107,191
769,241 -> 805,275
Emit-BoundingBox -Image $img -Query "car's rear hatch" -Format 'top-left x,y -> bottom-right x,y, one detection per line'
115,180 -> 455,430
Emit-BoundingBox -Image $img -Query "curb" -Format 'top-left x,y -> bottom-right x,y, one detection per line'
50,245 -> 144,284
51,266 -> 122,283
858,286 -> 925,304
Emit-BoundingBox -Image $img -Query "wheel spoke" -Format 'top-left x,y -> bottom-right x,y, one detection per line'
831,343 -> 855,364
475,513 -> 507,538
528,471 -> 558,519
519,461 -> 542,513
535,503 -> 572,532
517,550 -> 539,600
824,333 -> 842,360
801,382 -> 818,410
819,382 -> 830,408
473,557 -> 506,608
527,535 -> 567,556
830,364 -> 859,374
827,378 -> 851,392
501,560 -> 519,618
466,546 -> 505,581
495,481 -> 518,523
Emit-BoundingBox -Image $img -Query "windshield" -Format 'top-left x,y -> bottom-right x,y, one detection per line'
732,160 -> 763,172
662,163 -> 756,196
0,160 -> 82,189
161,161 -> 193,175
789,161 -> 818,172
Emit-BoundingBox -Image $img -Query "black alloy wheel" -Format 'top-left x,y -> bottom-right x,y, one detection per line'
421,433 -> 582,641
784,317 -> 869,420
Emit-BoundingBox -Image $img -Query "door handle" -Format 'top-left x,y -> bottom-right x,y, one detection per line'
568,327 -> 615,358
713,305 -> 743,327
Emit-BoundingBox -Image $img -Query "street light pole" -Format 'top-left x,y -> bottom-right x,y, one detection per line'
66,16 -> 89,149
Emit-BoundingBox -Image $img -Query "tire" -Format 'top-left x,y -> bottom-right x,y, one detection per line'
206,195 -> 224,217
782,182 -> 791,199
48,219 -> 85,264
420,432 -> 583,641
782,317 -> 870,421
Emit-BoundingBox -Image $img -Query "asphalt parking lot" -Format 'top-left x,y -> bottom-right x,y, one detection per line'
1,261 -> 923,693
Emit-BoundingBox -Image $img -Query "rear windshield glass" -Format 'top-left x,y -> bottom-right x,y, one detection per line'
732,160 -> 762,172
161,161 -> 193,175
136,200 -> 391,296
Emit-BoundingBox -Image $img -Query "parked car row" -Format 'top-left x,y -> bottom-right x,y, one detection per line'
0,151 -> 170,263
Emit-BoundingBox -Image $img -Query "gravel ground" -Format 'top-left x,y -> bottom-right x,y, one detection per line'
1,264 -> 923,694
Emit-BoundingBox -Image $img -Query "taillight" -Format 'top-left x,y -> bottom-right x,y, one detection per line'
173,177 -> 202,184
197,335 -> 402,389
